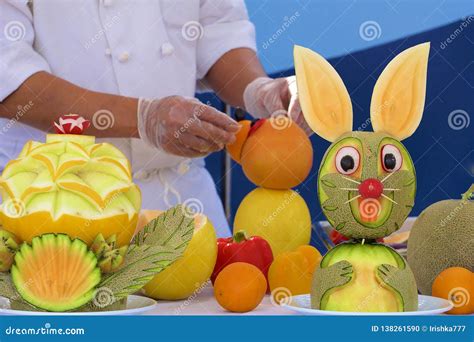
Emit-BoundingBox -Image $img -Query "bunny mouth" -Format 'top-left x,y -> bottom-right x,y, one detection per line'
348,191 -> 394,227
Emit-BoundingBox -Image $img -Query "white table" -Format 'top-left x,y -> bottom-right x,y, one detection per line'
145,285 -> 295,315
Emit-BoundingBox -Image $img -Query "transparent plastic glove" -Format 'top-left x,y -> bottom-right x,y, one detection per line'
243,76 -> 313,135
137,96 -> 239,157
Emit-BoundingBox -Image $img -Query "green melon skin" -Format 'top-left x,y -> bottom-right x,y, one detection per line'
312,242 -> 418,312
318,132 -> 416,240
11,234 -> 101,312
407,189 -> 474,295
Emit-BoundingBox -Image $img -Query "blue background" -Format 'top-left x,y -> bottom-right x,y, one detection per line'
0,315 -> 472,342
201,1 -> 474,242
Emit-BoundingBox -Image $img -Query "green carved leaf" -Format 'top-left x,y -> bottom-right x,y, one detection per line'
132,204 -> 194,247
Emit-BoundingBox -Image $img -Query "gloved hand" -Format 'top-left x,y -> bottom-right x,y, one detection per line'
243,76 -> 312,135
137,96 -> 239,157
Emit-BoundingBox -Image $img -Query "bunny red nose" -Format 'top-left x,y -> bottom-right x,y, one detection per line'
358,178 -> 384,199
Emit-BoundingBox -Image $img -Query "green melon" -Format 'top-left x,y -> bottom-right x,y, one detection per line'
11,234 -> 101,312
318,132 -> 416,240
407,184 -> 474,295
312,242 -> 418,312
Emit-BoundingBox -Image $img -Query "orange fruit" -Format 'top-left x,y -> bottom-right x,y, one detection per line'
296,245 -> 322,272
226,120 -> 252,163
268,245 -> 322,304
214,262 -> 266,312
432,267 -> 474,314
239,117 -> 313,189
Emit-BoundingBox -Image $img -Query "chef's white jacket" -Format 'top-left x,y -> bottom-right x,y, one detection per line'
0,0 -> 257,236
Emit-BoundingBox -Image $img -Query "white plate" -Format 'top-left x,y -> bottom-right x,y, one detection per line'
281,294 -> 453,315
0,295 -> 158,316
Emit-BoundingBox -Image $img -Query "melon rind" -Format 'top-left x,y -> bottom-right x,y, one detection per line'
11,234 -> 101,312
312,242 -> 417,312
407,196 -> 474,295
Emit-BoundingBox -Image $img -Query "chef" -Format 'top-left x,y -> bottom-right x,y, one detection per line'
0,0 -> 308,236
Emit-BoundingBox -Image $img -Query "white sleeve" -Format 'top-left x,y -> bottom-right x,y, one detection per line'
0,0 -> 51,101
196,0 -> 257,80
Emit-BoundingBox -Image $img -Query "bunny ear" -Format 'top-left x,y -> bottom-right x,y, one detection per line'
294,45 -> 353,142
370,42 -> 430,140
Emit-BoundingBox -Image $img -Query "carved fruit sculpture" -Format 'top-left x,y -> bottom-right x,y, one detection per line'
294,43 -> 430,311
0,119 -> 141,246
141,210 -> 218,300
227,116 -> 313,189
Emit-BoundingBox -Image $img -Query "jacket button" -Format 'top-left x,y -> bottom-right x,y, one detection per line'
161,42 -> 175,56
118,51 -> 130,62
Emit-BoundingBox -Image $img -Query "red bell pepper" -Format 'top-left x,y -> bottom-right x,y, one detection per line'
211,230 -> 273,286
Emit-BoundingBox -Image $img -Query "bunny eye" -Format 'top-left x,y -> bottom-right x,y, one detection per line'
381,144 -> 402,172
335,146 -> 360,175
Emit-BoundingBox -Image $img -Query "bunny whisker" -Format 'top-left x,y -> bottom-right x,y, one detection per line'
342,176 -> 361,185
344,195 -> 361,204
381,172 -> 394,183
339,187 -> 359,191
382,193 -> 398,205
383,188 -> 400,191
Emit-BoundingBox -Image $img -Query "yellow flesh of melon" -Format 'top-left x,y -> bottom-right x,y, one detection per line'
294,45 -> 353,142
370,43 -> 430,140
0,135 -> 141,246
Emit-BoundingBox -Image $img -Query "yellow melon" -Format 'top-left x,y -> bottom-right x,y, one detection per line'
0,134 -> 141,246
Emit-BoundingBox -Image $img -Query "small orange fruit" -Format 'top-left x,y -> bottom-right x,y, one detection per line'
226,120 -> 252,163
432,267 -> 474,314
268,245 -> 322,304
214,262 -> 267,313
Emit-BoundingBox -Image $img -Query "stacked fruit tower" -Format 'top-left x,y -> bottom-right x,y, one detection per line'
0,115 -> 194,312
226,111 -> 314,257
293,43 -> 431,312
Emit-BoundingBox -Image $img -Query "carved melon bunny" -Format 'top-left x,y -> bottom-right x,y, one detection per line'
294,43 -> 430,312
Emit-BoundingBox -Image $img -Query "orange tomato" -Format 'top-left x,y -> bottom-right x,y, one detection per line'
432,267 -> 474,314
268,245 -> 322,304
214,262 -> 266,313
